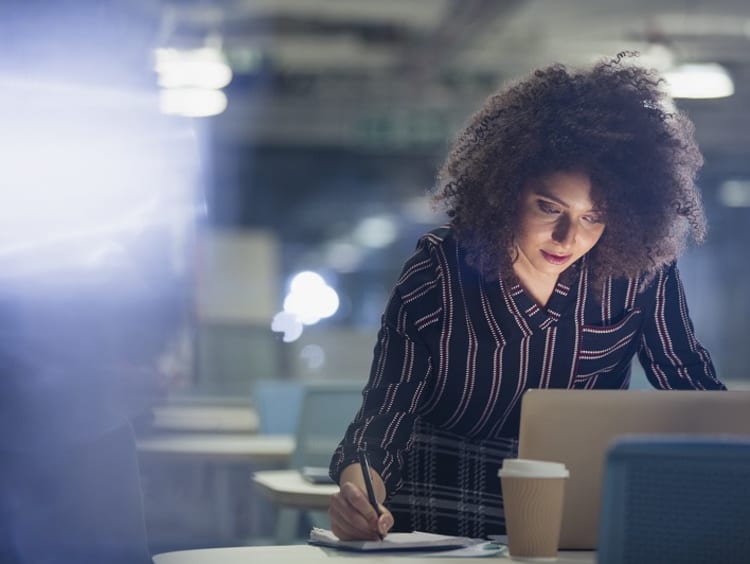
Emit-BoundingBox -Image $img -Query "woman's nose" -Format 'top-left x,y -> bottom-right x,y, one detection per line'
552,217 -> 576,247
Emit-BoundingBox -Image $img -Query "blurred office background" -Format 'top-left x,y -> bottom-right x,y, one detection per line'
2,0 -> 750,556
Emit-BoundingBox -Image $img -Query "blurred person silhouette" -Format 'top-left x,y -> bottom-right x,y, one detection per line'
328,52 -> 726,541
0,261 -> 172,564
0,2 -> 193,562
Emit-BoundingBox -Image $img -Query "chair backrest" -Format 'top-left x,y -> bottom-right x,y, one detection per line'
290,380 -> 364,470
253,380 -> 306,435
597,436 -> 750,564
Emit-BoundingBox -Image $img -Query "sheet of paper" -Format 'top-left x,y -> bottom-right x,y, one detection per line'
308,527 -> 503,555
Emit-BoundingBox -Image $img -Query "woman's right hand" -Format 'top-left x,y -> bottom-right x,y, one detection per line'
328,463 -> 394,540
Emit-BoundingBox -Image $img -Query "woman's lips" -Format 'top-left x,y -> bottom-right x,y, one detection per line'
541,250 -> 571,265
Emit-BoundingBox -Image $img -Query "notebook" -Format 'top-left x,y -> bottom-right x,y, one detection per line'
517,389 -> 750,550
308,527 -> 478,552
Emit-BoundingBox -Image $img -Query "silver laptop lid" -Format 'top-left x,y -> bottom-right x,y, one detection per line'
517,389 -> 750,550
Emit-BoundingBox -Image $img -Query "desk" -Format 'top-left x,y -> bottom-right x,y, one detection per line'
153,544 -> 595,563
152,405 -> 259,433
253,469 -> 339,510
138,435 -> 294,541
137,434 -> 294,464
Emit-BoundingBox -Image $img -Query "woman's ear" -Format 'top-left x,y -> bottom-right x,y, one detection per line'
508,243 -> 520,265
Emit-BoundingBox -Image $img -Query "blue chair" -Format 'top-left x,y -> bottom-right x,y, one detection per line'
598,436 -> 750,564
289,380 -> 364,470
274,380 -> 364,544
252,380 -> 306,435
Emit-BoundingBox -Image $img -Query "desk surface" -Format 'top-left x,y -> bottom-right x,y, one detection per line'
152,405 -> 259,433
152,544 -> 595,563
253,469 -> 339,509
137,434 -> 294,464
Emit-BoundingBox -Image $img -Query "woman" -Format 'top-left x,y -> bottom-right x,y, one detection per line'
328,53 -> 726,541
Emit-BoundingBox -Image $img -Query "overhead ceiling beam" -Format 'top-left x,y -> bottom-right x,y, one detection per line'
396,0 -> 527,81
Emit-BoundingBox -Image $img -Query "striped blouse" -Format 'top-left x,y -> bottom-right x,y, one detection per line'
330,226 -> 725,538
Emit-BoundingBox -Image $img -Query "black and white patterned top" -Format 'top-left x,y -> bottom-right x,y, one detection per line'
330,226 -> 725,538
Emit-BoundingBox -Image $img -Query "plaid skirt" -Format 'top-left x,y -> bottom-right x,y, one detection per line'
386,418 -> 518,538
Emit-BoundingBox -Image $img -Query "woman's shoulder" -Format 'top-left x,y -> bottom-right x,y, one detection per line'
599,261 -> 679,303
395,225 -> 458,291
415,224 -> 454,249
402,224 -> 454,261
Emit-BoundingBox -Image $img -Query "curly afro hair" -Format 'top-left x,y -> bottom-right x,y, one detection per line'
433,52 -> 707,290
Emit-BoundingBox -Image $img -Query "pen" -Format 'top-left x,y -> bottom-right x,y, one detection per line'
357,448 -> 384,540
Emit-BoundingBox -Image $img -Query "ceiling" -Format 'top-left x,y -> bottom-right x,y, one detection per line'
6,0 -> 749,257
131,0 -> 750,163
3,1 -> 749,320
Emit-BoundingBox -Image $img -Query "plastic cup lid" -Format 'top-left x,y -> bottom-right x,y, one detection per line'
497,458 -> 569,478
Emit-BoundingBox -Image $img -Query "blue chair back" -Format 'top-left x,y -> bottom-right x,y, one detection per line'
598,436 -> 750,564
290,380 -> 364,470
268,380 -> 365,541
253,380 -> 306,435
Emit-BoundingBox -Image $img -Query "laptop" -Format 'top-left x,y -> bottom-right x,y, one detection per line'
517,389 -> 750,550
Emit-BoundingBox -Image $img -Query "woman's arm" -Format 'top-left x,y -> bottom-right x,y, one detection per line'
328,237 -> 441,537
638,263 -> 726,390
328,463 -> 392,540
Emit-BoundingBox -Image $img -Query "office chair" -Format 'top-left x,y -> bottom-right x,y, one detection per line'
274,380 -> 364,543
598,436 -> 750,564
289,380 -> 364,469
253,379 -> 306,435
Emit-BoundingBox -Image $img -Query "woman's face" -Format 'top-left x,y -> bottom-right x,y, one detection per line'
513,170 -> 606,280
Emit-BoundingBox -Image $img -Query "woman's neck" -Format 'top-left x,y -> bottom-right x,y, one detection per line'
512,263 -> 559,308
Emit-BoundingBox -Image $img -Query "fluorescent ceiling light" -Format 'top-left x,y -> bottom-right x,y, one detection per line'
159,88 -> 227,118
154,47 -> 233,90
663,63 -> 734,99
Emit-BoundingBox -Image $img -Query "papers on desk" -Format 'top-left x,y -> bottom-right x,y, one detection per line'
308,527 -> 506,556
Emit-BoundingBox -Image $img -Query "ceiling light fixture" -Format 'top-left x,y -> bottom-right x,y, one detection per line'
154,46 -> 233,90
663,63 -> 734,99
153,31 -> 233,118
159,88 -> 227,118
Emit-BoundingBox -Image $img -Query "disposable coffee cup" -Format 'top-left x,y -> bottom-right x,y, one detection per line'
498,459 -> 569,561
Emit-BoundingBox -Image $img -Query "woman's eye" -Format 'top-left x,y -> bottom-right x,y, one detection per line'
583,214 -> 604,225
538,201 -> 559,214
